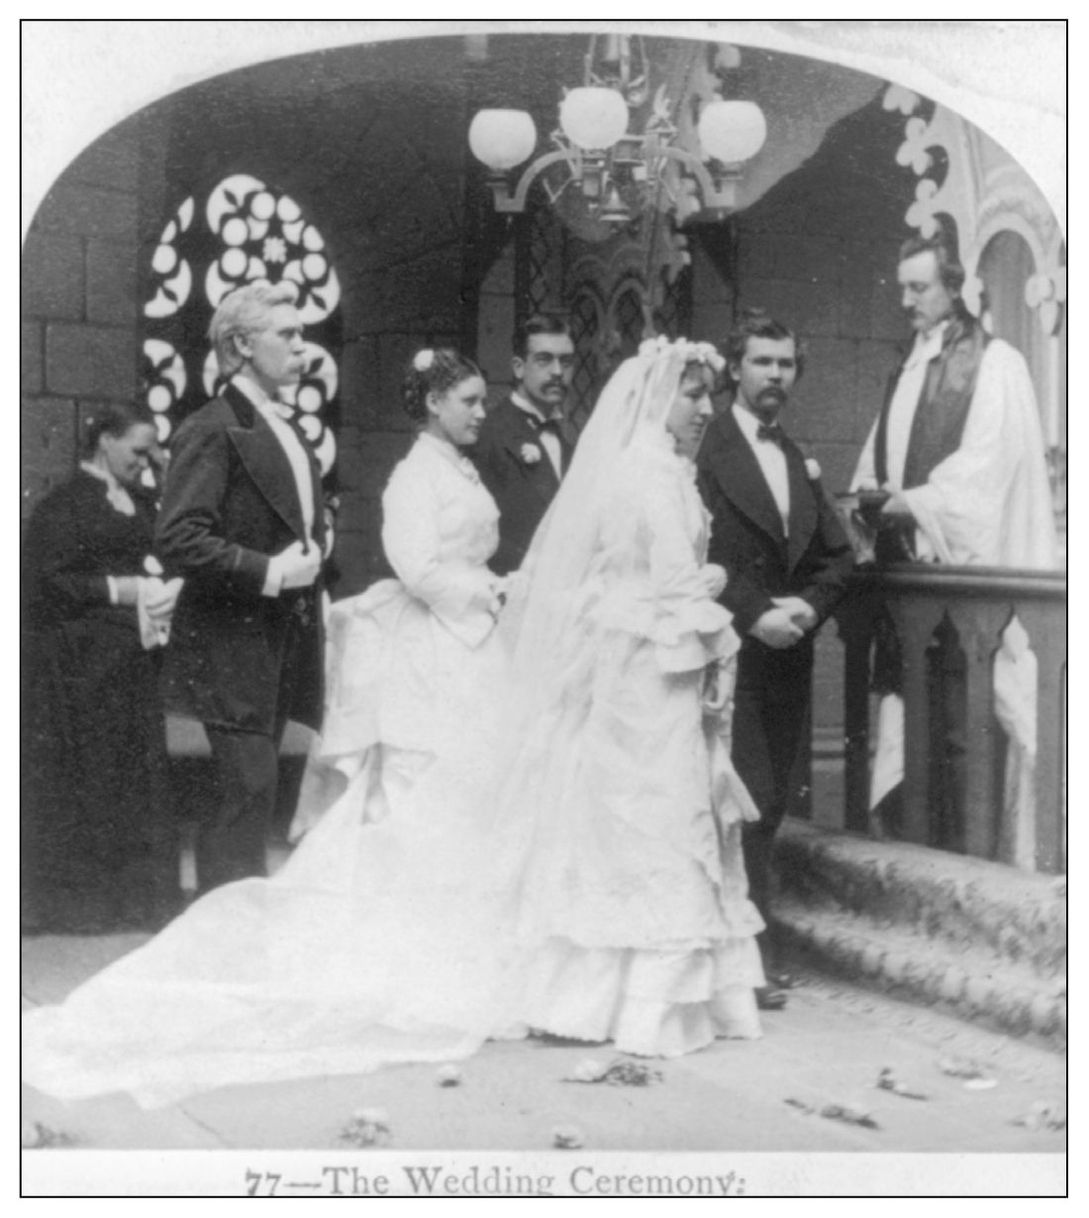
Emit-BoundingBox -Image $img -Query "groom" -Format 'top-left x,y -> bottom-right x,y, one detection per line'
471,313 -> 577,574
698,309 -> 854,1010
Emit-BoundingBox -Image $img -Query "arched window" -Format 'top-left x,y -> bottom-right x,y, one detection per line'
977,229 -> 1043,409
141,173 -> 342,480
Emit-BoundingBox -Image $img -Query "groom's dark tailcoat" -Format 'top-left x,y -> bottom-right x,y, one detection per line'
470,397 -> 575,575
156,383 -> 325,891
697,409 -> 853,956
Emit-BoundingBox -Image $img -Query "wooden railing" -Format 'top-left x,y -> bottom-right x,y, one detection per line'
834,565 -> 1067,874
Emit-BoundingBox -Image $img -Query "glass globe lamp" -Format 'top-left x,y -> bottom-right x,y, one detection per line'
468,109 -> 538,171
698,99 -> 767,164
558,87 -> 629,151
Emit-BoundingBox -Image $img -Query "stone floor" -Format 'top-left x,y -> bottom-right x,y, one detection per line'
21,933 -> 1066,1197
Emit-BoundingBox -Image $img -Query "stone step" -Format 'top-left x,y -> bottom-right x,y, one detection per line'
776,819 -> 1066,978
771,819 -> 1066,1050
774,895 -> 1066,1048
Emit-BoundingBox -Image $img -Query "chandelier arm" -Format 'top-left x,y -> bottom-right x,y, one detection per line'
489,148 -> 579,213
653,145 -> 740,213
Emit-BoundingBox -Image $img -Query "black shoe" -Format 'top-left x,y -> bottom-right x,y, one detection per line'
755,986 -> 788,1011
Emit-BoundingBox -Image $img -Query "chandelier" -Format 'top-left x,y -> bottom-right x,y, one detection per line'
468,35 -> 767,227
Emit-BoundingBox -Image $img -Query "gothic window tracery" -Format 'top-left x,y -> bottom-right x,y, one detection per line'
141,173 -> 342,481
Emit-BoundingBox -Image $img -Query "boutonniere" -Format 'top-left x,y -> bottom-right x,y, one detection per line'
520,442 -> 542,466
804,458 -> 822,481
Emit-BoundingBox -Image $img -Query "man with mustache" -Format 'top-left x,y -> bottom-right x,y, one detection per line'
471,313 -> 577,575
698,309 -> 854,1009
851,233 -> 1058,860
156,280 -> 325,893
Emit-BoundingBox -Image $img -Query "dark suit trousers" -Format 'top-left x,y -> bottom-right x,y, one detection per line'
732,638 -> 814,967
195,610 -> 310,894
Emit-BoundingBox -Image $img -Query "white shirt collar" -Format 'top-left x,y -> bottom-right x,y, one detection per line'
732,402 -> 779,443
511,391 -> 562,425
232,373 -> 292,419
232,372 -> 272,406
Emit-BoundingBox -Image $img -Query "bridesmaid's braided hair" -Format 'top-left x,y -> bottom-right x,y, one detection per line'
402,348 -> 483,424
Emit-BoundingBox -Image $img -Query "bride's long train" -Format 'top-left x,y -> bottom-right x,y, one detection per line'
23,681 -> 762,1109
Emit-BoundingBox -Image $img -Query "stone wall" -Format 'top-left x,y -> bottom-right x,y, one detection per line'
21,126 -> 147,519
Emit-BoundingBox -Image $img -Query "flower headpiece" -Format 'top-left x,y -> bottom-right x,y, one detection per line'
638,335 -> 725,374
413,348 -> 435,373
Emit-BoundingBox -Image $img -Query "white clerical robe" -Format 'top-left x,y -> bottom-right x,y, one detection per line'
852,337 -> 1059,866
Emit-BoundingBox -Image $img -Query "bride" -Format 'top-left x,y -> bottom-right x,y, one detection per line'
22,337 -> 764,1109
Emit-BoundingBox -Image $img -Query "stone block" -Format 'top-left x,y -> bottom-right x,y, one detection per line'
22,321 -> 43,393
735,228 -> 779,282
790,336 -> 858,444
85,239 -> 138,325
134,109 -> 173,243
331,433 -> 369,495
691,241 -> 734,306
479,240 -> 515,296
762,232 -> 847,284
31,181 -> 139,242
359,175 -> 460,270
358,430 -> 413,484
376,246 -> 465,332
736,276 -> 839,338
45,323 -> 138,399
353,109 -> 463,211
21,230 -> 84,318
688,299 -> 734,347
375,333 -> 424,428
867,267 -> 907,342
855,340 -> 901,439
340,270 -> 392,337
477,296 -> 514,385
335,338 -> 379,429
835,246 -> 890,339
21,396 -> 78,517
69,125 -> 142,192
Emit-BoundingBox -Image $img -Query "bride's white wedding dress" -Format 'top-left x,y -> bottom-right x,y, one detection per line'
23,347 -> 764,1109
510,426 -> 764,1052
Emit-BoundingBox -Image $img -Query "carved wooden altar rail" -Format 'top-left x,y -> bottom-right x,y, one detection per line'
835,565 -> 1067,874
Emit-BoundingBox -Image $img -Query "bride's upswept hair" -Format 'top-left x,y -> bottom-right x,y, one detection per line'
402,348 -> 483,423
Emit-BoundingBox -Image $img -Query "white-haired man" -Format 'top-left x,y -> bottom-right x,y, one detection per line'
157,280 -> 325,893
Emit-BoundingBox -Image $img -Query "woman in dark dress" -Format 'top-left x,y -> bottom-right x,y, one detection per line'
21,403 -> 183,933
